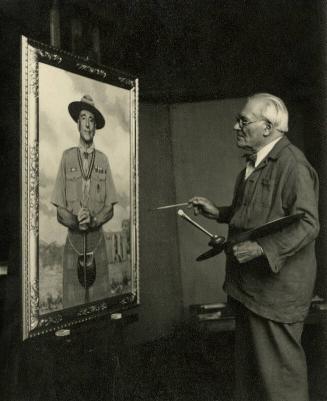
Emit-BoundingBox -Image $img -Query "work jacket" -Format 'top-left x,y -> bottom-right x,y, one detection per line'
218,136 -> 319,323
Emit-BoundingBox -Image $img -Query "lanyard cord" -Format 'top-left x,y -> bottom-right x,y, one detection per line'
68,232 -> 103,256
77,148 -> 95,181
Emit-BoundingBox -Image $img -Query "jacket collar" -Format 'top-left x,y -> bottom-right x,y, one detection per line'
251,135 -> 290,171
266,135 -> 290,160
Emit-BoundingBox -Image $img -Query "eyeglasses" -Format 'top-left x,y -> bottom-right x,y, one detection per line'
235,116 -> 260,129
235,116 -> 284,133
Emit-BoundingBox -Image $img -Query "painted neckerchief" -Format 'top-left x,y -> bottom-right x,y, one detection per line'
77,145 -> 95,206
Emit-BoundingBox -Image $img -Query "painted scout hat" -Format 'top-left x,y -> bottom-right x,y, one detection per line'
68,95 -> 105,129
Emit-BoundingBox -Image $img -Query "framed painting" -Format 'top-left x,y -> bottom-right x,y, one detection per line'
21,36 -> 139,340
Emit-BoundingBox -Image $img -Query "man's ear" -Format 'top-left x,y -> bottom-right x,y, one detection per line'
263,121 -> 272,136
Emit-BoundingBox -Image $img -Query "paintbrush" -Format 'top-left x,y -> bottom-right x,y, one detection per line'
149,202 -> 188,211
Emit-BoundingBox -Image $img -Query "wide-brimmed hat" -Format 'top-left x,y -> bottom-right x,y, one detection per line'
68,95 -> 105,129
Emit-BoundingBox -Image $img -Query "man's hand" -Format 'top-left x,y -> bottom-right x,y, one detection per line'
188,196 -> 219,219
78,207 -> 91,231
232,241 -> 264,263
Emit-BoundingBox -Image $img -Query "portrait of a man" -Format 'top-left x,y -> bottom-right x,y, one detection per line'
36,62 -> 135,315
51,95 -> 118,308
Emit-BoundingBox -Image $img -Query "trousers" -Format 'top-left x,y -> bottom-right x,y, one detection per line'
233,301 -> 309,401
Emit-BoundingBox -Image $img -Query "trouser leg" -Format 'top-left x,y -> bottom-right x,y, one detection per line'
234,302 -> 261,401
234,302 -> 309,401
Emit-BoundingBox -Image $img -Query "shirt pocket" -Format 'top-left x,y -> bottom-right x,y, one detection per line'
66,170 -> 81,201
92,172 -> 106,202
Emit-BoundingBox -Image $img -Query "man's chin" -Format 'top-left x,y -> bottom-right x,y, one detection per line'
236,139 -> 247,149
81,136 -> 94,145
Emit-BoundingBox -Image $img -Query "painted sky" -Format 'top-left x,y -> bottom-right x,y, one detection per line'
39,63 -> 132,245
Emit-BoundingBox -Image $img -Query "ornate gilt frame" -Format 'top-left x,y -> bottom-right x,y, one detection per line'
21,36 -> 139,340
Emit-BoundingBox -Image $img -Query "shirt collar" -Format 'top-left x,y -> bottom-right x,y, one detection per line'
254,136 -> 283,167
79,140 -> 95,154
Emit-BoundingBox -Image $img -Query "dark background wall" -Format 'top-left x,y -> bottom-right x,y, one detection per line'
171,99 -> 245,307
128,103 -> 182,343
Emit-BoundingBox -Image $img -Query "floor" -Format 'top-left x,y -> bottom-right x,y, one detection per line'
1,321 -> 326,401
117,327 -> 235,401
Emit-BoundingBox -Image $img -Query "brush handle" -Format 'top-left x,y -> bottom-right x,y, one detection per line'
177,209 -> 214,238
153,202 -> 188,210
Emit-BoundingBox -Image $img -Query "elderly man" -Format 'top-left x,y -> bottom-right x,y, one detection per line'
189,93 -> 319,401
52,95 -> 117,308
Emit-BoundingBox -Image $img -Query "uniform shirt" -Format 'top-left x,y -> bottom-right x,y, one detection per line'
51,147 -> 118,216
218,135 -> 319,323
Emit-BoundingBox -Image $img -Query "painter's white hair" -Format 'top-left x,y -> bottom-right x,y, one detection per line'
248,93 -> 289,132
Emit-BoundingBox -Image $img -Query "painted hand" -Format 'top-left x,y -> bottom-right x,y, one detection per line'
78,207 -> 91,230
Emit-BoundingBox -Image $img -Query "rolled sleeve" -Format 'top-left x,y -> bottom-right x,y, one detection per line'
257,162 -> 319,273
104,158 -> 118,207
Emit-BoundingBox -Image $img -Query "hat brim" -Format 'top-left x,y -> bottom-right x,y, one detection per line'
68,101 -> 105,129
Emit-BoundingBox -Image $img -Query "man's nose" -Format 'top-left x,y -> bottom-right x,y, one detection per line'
234,121 -> 241,130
